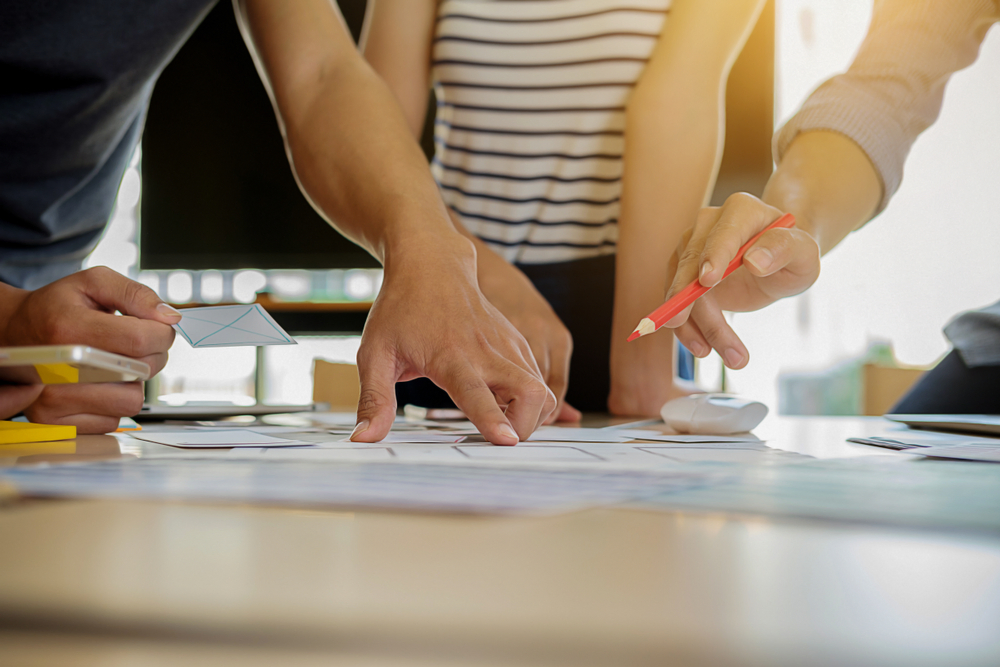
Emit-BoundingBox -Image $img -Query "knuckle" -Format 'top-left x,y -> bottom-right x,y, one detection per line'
121,329 -> 146,357
678,247 -> 702,267
520,379 -> 549,402
724,192 -> 756,209
700,322 -> 728,343
122,279 -> 148,306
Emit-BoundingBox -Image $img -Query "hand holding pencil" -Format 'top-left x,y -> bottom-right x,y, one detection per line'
632,196 -> 821,369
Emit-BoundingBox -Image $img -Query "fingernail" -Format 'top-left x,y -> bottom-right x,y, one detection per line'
699,261 -> 714,283
745,248 -> 773,273
497,423 -> 518,444
157,303 -> 181,320
723,348 -> 745,368
350,420 -> 370,441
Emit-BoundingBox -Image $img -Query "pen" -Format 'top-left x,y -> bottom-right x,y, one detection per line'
628,213 -> 796,342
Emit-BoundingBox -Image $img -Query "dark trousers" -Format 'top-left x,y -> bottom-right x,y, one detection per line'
891,349 -> 1000,414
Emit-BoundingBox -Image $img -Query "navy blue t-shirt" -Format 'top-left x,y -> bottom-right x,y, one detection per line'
0,0 -> 218,289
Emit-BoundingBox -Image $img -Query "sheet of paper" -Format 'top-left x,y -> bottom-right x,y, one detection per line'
629,433 -> 762,444
184,425 -> 321,434
526,427 -> 653,443
222,439 -> 806,469
337,432 -> 468,444
172,304 -> 296,348
0,459 -> 717,515
129,430 -> 310,448
911,443 -> 1000,463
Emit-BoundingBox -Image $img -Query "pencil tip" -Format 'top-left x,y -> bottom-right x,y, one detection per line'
627,317 -> 657,342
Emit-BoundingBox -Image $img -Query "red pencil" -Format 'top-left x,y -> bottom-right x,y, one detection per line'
627,213 -> 796,342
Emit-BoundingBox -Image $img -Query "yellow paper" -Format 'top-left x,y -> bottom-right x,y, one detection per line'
0,441 -> 76,457
0,421 -> 76,444
33,363 -> 79,384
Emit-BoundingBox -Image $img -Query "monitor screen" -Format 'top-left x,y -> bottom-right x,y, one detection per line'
139,0 -> 380,271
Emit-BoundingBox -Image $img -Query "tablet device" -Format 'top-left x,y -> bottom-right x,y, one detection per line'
0,346 -> 151,384
885,414 -> 1000,436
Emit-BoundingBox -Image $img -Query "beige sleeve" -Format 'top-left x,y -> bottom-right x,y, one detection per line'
774,0 -> 999,215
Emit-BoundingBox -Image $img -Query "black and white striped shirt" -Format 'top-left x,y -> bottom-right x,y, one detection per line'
431,0 -> 671,264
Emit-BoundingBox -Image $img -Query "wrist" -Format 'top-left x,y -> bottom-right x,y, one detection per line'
382,226 -> 478,280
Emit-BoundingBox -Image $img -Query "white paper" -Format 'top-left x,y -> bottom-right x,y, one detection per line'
339,432 -> 468,444
458,444 -> 601,461
526,427 -> 652,443
221,439 -> 804,469
172,304 -> 296,348
0,458 -> 717,515
130,430 -> 310,448
911,443 -> 1000,463
629,433 -> 761,444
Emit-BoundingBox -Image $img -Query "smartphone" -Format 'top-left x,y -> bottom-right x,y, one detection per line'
0,346 -> 151,384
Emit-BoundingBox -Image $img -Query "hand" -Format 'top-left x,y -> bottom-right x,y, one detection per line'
662,193 -> 821,369
472,238 -> 581,424
0,385 -> 44,420
351,237 -> 557,445
0,267 -> 180,433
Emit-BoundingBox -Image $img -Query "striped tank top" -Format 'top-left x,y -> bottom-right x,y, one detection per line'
431,0 -> 671,265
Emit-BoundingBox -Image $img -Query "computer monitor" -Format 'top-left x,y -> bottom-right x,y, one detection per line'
139,0 -> 379,272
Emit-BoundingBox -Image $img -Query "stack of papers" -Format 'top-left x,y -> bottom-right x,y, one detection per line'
849,429 -> 1000,463
0,459 -> 720,515
129,430 -> 310,448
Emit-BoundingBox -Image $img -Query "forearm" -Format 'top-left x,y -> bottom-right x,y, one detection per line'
282,60 -> 463,266
612,91 -> 723,351
763,130 -> 880,255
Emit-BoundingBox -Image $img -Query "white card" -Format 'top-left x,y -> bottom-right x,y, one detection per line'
130,430 -> 310,448
172,304 -> 296,348
629,433 -> 761,444
526,427 -> 652,443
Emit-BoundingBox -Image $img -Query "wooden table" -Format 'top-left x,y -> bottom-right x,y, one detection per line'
0,417 -> 998,666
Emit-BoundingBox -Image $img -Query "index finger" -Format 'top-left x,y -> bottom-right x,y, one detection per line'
80,310 -> 176,359
662,208 -> 722,328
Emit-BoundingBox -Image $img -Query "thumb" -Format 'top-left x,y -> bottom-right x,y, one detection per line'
351,351 -> 400,443
80,267 -> 181,324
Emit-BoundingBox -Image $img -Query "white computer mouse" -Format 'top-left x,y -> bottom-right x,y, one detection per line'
660,393 -> 768,435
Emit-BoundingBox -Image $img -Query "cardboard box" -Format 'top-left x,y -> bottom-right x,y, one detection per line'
312,359 -> 360,411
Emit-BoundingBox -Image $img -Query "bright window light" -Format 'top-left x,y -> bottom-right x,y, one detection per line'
166,271 -> 193,304
233,270 -> 266,303
200,270 -> 224,303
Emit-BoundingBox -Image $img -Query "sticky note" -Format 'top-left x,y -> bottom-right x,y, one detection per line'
0,421 -> 76,445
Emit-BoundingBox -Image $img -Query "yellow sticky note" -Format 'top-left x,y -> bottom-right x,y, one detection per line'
33,363 -> 79,384
0,421 -> 76,444
0,441 -> 76,457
